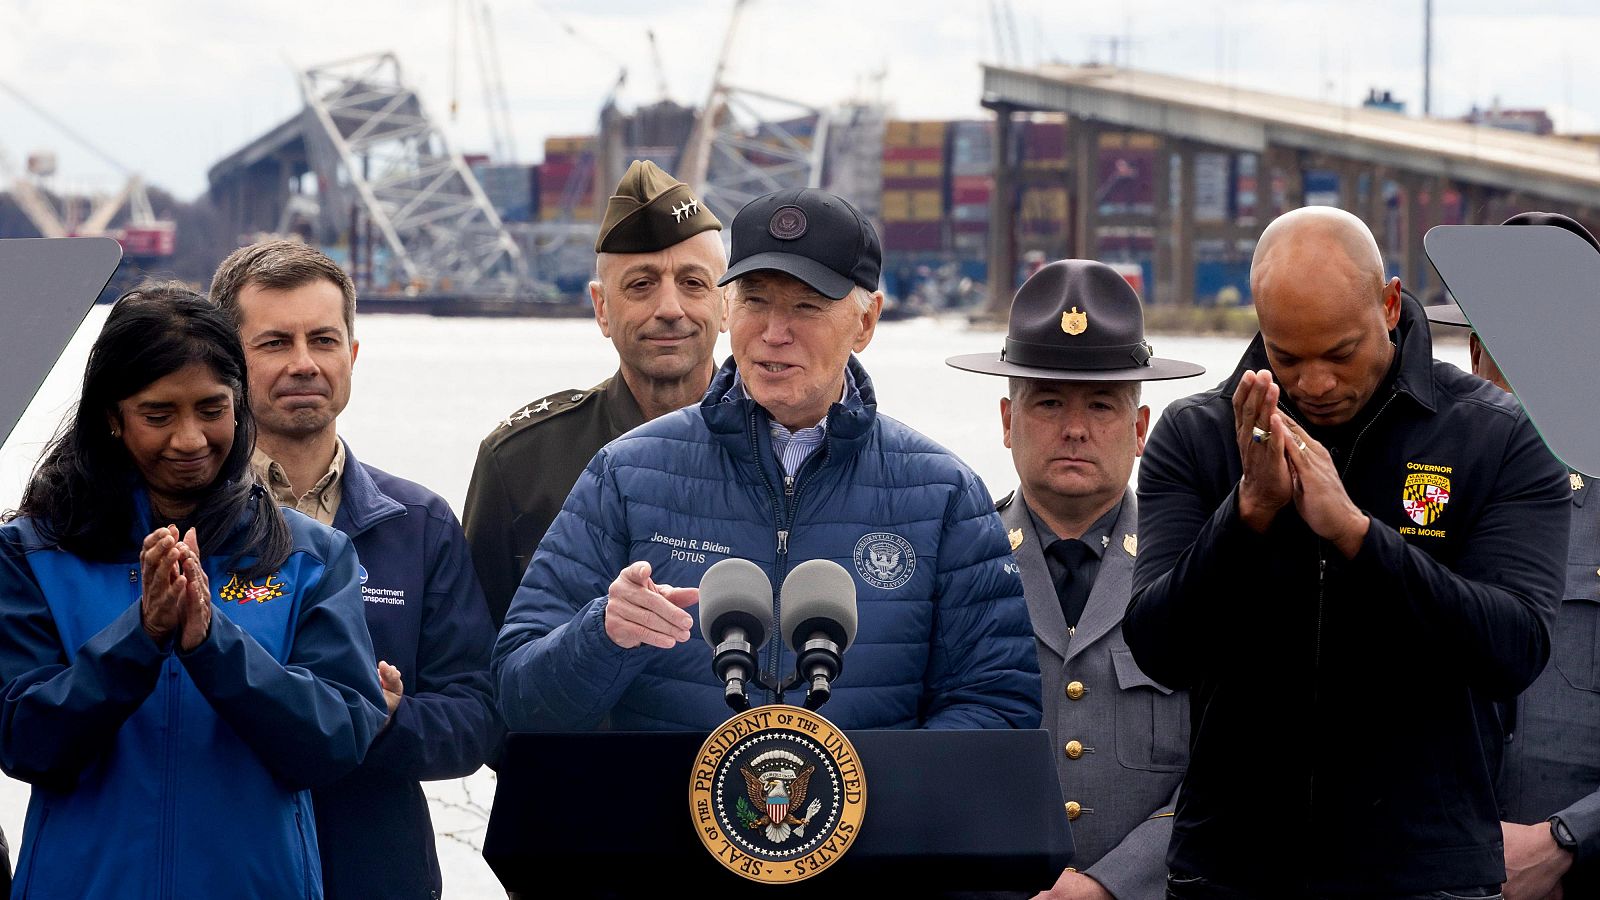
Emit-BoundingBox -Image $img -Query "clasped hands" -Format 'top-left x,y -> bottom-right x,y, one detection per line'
139,525 -> 212,653
1234,370 -> 1369,559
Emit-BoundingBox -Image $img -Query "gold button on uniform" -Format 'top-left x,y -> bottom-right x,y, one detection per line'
1065,681 -> 1086,700
1065,801 -> 1082,820
1065,740 -> 1084,759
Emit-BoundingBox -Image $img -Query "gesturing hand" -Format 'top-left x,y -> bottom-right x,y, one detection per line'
140,525 -> 187,644
603,560 -> 699,650
1278,416 -> 1370,559
1233,370 -> 1293,533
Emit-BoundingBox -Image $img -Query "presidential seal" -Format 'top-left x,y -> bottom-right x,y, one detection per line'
690,705 -> 866,884
853,531 -> 915,590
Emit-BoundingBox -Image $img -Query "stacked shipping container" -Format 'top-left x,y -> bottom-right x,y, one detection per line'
539,135 -> 598,222
880,119 -> 947,252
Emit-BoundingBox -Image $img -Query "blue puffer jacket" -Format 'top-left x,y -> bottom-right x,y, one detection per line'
0,494 -> 387,900
494,356 -> 1041,732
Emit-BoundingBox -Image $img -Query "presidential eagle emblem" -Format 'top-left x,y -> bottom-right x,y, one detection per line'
690,705 -> 866,884
854,532 -> 915,590
740,750 -> 823,843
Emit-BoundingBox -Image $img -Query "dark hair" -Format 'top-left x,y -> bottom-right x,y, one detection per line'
209,239 -> 357,336
11,282 -> 290,577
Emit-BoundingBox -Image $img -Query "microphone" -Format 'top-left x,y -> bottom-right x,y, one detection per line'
781,560 -> 858,711
698,559 -> 775,712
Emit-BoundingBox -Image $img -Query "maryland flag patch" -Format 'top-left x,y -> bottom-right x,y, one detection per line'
1402,473 -> 1451,526
218,573 -> 287,605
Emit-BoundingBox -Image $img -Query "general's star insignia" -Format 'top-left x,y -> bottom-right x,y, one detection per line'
671,198 -> 700,223
533,398 -> 554,413
513,406 -> 534,420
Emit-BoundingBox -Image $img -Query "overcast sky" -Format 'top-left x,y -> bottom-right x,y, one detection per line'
2,0 -> 1597,201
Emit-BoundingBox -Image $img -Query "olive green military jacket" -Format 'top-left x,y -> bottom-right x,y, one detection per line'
462,372 -> 645,627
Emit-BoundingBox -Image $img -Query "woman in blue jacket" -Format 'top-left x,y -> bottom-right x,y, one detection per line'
0,284 -> 387,899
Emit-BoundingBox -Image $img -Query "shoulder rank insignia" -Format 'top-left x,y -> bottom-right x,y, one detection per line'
495,389 -> 587,431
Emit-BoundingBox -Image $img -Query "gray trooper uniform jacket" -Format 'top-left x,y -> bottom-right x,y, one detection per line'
1498,472 -> 1600,896
999,488 -> 1186,899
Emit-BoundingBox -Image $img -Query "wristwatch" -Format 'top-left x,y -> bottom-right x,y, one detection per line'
1550,815 -> 1580,852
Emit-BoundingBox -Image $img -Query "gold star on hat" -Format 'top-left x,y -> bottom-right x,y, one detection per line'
595,160 -> 723,253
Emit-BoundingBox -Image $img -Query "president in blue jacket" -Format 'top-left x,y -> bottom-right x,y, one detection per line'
211,241 -> 502,900
494,188 -> 1040,733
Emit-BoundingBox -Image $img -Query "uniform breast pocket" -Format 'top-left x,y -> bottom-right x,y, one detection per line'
1111,644 -> 1190,772
1552,594 -> 1600,692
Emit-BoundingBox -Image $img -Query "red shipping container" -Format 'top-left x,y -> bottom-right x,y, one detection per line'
881,222 -> 945,252
880,176 -> 943,192
1024,122 -> 1068,161
950,180 -> 993,206
881,146 -> 943,163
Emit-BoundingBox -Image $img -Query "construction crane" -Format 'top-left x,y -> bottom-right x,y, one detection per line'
679,0 -> 830,223
448,0 -> 518,161
0,79 -> 173,255
646,29 -> 672,102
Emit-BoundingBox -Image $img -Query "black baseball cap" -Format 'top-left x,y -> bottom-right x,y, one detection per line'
717,188 -> 881,300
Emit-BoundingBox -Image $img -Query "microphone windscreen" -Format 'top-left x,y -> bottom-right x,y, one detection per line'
698,558 -> 774,648
780,560 -> 858,652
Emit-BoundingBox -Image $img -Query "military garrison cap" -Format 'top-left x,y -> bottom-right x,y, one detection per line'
595,160 -> 721,253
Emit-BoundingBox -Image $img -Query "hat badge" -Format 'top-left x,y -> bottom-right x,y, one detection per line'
769,205 -> 808,241
1061,307 -> 1088,336
671,198 -> 700,223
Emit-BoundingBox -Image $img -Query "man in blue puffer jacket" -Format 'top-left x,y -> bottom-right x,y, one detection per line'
494,188 -> 1041,732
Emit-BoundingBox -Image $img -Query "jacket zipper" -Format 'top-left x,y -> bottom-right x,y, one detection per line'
748,408 -> 788,703
1303,387 -> 1398,888
159,601 -> 181,900
748,407 -> 830,702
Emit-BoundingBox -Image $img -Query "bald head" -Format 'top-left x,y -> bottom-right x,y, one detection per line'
1252,206 -> 1384,309
1248,207 -> 1403,427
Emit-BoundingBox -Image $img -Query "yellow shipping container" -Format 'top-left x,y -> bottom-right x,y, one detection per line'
544,135 -> 596,155
884,120 -> 948,148
880,190 -> 944,222
1099,132 -> 1159,151
880,159 -> 947,178
1021,188 -> 1068,220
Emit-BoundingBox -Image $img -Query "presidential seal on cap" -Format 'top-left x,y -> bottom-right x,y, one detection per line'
717,188 -> 881,300
595,159 -> 722,253
948,259 -> 1205,381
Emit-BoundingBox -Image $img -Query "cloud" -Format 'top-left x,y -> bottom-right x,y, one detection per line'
1,0 -> 1596,200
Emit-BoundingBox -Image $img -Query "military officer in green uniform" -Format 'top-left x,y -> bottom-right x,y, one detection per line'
462,160 -> 726,625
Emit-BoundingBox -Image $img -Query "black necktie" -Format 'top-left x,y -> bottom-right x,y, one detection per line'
1046,538 -> 1094,629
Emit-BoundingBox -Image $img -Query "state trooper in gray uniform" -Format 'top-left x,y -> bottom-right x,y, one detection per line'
949,260 -> 1205,900
1427,210 -> 1600,900
463,160 -> 726,626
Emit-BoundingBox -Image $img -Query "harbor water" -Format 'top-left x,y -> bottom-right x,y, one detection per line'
0,309 -> 1469,890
